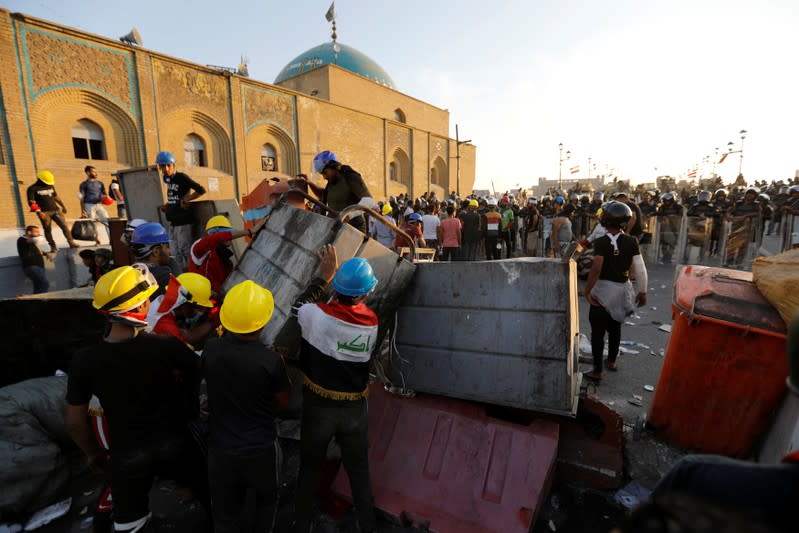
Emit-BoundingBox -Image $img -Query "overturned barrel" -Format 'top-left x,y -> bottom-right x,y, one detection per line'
391,257 -> 580,415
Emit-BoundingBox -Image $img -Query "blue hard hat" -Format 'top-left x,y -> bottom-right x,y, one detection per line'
155,151 -> 176,165
332,257 -> 378,297
131,222 -> 169,245
407,212 -> 422,222
312,150 -> 338,173
555,195 -> 565,205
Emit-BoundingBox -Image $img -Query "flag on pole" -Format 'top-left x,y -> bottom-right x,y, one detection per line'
325,2 -> 336,22
718,152 -> 729,164
687,169 -> 697,178
570,165 -> 580,174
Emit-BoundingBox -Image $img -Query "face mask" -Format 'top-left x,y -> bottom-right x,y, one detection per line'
32,235 -> 46,244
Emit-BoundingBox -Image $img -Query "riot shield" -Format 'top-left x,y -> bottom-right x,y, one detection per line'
655,214 -> 683,264
722,216 -> 759,269
780,213 -> 797,252
680,216 -> 713,264
641,215 -> 658,263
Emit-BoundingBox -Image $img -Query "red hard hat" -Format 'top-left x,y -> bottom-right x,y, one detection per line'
101,196 -> 114,206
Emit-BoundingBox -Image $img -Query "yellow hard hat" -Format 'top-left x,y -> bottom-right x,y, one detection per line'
205,215 -> 232,232
176,272 -> 214,308
93,265 -> 158,313
469,199 -> 479,207
381,203 -> 393,216
220,280 -> 274,334
37,170 -> 55,185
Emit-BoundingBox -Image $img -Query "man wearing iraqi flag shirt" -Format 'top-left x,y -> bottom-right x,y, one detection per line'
291,244 -> 379,533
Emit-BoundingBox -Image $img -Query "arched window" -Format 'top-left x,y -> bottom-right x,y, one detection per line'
261,143 -> 277,171
390,148 -> 410,186
430,156 -> 447,188
430,168 -> 438,185
71,119 -> 106,160
393,108 -> 406,123
184,134 -> 207,167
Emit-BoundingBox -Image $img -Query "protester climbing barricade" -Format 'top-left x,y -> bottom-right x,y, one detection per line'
223,202 -> 417,356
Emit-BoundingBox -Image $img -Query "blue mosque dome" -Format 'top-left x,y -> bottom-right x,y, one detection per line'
274,41 -> 396,89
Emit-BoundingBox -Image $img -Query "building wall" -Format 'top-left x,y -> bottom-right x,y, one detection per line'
0,9 -> 476,234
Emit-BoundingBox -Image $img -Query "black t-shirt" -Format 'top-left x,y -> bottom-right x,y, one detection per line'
17,237 -> 44,268
459,211 -> 481,241
626,201 -> 644,236
594,233 -> 640,283
164,172 -> 205,226
66,334 -> 199,451
638,201 -> 657,217
27,182 -> 59,212
202,336 -> 289,451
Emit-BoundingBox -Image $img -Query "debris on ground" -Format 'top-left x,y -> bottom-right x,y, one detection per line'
658,324 -> 672,333
643,385 -> 655,392
613,481 -> 652,510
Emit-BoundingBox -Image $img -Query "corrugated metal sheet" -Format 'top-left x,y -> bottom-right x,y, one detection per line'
332,384 -> 559,533
391,258 -> 580,415
224,204 -> 415,352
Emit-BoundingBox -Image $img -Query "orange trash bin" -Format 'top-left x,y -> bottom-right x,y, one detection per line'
648,265 -> 788,457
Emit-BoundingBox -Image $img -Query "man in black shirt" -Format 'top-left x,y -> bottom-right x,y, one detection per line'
459,199 -> 482,261
583,202 -> 647,381
66,265 -> 204,533
157,151 -> 206,271
26,170 -> 78,251
204,281 -> 289,533
17,225 -> 50,294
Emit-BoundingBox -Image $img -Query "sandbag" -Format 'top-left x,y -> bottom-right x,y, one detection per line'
0,376 -> 71,516
753,248 -> 799,325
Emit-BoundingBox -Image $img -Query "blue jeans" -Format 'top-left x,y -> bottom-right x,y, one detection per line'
23,265 -> 49,294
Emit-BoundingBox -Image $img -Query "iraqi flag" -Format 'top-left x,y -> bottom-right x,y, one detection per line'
719,152 -> 729,164
687,169 -> 697,178
570,165 -> 580,174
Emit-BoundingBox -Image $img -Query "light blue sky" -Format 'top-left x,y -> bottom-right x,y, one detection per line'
6,0 -> 799,191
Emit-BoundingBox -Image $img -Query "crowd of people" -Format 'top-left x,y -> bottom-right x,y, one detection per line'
14,147 -> 799,532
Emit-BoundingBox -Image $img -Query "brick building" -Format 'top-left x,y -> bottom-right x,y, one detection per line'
0,9 -> 476,233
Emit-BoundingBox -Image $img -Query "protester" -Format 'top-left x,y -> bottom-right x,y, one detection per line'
203,280 -> 289,533
421,205 -> 441,254
583,201 -> 648,381
438,204 -> 462,261
66,264 -> 206,533
26,170 -> 78,252
483,198 -> 503,260
459,199 -> 482,261
109,175 -> 127,219
157,150 -> 206,271
394,212 -> 426,251
371,202 -> 397,249
303,150 -> 374,232
550,204 -> 575,257
292,246 -> 379,533
79,165 -> 111,244
130,222 -> 173,298
189,215 -> 264,296
17,225 -> 50,294
146,273 -> 219,350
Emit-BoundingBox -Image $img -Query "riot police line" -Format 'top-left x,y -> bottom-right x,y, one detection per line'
530,211 -> 796,271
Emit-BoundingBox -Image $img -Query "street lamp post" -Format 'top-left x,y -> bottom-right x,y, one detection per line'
558,142 -> 571,191
738,129 -> 747,177
455,124 -> 471,196
725,129 -> 747,180
588,156 -> 592,179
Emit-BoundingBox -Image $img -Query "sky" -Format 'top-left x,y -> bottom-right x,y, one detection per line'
7,0 -> 799,192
